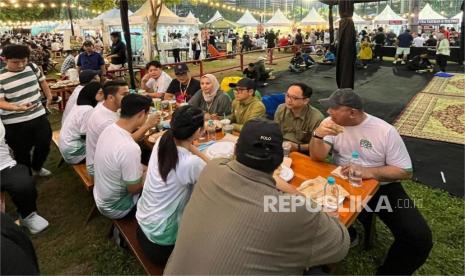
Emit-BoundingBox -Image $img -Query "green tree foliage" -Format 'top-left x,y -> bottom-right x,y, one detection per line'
0,7 -> 45,21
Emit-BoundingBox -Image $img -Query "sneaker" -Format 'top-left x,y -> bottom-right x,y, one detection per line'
20,212 -> 49,234
51,96 -> 62,104
363,65 -> 368,69
401,61 -> 406,65
32,168 -> 52,177
393,60 -> 397,64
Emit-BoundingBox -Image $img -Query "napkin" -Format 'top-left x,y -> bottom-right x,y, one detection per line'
331,166 -> 348,180
198,141 -> 216,152
297,176 -> 350,200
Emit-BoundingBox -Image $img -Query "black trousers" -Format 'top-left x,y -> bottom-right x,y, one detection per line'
4,115 -> 52,172
172,49 -> 181,63
137,226 -> 174,266
0,164 -> 37,218
436,54 -> 448,72
194,50 -> 201,61
358,182 -> 432,275
374,44 -> 383,60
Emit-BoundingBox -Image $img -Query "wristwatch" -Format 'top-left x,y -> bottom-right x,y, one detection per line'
312,131 -> 324,140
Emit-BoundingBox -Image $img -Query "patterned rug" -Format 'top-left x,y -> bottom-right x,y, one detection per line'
395,93 -> 465,145
421,74 -> 465,97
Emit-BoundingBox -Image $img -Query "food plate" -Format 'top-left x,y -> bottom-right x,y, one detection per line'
205,141 -> 235,159
278,165 -> 294,182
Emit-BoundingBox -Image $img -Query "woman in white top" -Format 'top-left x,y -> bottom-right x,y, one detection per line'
435,33 -> 450,72
59,82 -> 103,164
136,105 -> 208,266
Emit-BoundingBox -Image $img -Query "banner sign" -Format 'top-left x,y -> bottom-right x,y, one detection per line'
388,20 -> 404,25
419,19 -> 460,25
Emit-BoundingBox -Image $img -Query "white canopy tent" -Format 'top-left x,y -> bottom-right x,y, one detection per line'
206,11 -> 224,24
93,8 -> 133,20
335,12 -> 368,25
186,11 -> 202,25
266,9 -> 292,27
452,11 -> 463,24
419,3 -> 446,20
131,2 -> 199,63
301,8 -> 328,26
372,5 -> 407,24
236,10 -> 260,27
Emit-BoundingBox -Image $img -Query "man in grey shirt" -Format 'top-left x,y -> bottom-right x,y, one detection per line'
165,119 -> 349,275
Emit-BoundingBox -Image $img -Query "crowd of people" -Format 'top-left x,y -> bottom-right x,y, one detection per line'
0,33 -> 436,274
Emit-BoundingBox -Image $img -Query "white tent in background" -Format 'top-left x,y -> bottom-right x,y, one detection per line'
266,9 -> 292,26
236,10 -> 260,27
372,4 -> 407,24
187,11 -> 202,24
419,3 -> 446,20
206,10 -> 224,24
301,8 -> 327,25
452,11 -> 463,23
93,8 -> 133,20
334,11 -> 368,25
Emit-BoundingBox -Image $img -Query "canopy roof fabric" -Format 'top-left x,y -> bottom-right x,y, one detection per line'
301,8 -> 327,25
373,4 -> 407,24
131,2 -> 197,25
419,3 -> 446,20
236,10 -> 260,26
452,11 -> 463,23
186,11 -> 202,24
335,11 -> 367,24
206,10 -> 224,24
266,9 -> 292,26
94,8 -> 132,20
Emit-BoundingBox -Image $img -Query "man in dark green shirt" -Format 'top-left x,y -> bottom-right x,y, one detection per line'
274,83 -> 323,154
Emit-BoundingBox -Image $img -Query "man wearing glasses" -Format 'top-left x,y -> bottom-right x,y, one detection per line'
274,83 -> 323,154
228,78 -> 266,132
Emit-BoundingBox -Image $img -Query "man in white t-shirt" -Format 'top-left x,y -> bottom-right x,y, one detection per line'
94,94 -> 155,219
412,33 -> 425,47
61,70 -> 100,125
86,80 -> 160,176
140,60 -> 172,98
309,89 -> 432,275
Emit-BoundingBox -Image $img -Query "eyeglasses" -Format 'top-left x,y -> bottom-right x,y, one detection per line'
285,93 -> 307,101
235,87 -> 250,93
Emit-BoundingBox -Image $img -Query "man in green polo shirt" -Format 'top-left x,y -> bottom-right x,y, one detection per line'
274,83 -> 323,154
229,78 -> 266,132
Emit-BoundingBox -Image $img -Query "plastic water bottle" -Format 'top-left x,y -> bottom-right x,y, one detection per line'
207,120 -> 216,141
324,176 -> 339,217
349,151 -> 363,187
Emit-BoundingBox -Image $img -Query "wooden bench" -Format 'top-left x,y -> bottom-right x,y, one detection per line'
52,130 -> 96,222
114,217 -> 165,275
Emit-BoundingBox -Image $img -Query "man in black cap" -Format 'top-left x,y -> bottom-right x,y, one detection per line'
309,89 -> 432,275
165,63 -> 200,103
228,78 -> 265,132
165,118 -> 349,274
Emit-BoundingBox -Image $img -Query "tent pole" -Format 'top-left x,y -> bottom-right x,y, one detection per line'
119,0 -> 136,90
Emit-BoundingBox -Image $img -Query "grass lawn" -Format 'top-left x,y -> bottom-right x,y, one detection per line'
4,110 -> 463,275
6,57 -> 463,274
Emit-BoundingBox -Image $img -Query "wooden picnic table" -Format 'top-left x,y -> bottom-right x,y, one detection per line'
145,128 -> 379,227
289,152 -> 379,227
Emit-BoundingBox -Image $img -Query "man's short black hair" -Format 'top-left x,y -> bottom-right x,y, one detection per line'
289,82 -> 313,99
110,31 -> 121,38
248,63 -> 255,67
2,44 -> 30,59
120,94 -> 152,118
146,60 -> 162,70
103,80 -> 128,99
83,41 -> 93,47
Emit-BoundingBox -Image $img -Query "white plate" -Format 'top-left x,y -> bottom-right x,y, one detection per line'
279,165 -> 294,182
205,141 -> 235,159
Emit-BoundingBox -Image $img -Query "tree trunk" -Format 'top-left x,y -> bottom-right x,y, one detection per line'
149,0 -> 163,61
408,0 -> 420,33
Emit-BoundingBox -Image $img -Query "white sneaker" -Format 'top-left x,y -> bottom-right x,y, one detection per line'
32,168 -> 52,177
401,61 -> 406,65
20,212 -> 49,234
393,60 -> 397,64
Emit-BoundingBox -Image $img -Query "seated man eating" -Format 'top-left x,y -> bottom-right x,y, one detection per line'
274,83 -> 323,154
309,88 -> 432,275
228,78 -> 266,132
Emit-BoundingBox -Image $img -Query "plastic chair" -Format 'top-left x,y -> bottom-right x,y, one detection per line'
261,93 -> 285,118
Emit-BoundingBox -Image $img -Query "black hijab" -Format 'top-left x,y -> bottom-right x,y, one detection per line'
76,81 -> 101,107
